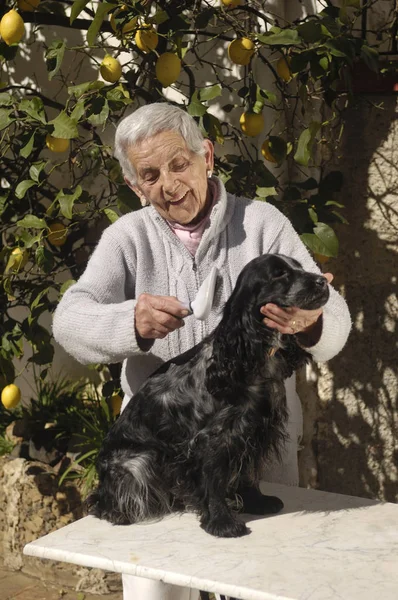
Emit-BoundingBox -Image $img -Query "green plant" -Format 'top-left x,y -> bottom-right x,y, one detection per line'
58,386 -> 117,497
1,0 -> 391,387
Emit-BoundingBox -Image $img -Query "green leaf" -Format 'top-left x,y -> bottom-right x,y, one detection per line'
0,92 -> 13,106
308,207 -> 318,223
202,113 -> 224,145
15,180 -> 37,199
35,246 -> 54,273
294,122 -> 321,167
87,97 -> 109,127
0,108 -> 15,131
194,7 -> 215,28
117,186 -> 142,212
187,91 -> 207,117
70,100 -> 86,122
103,208 -> 119,223
258,29 -> 301,46
17,215 -> 47,229
56,185 -> 82,219
20,132 -> 35,159
87,3 -> 113,46
68,81 -> 105,98
19,97 -> 46,124
45,40 -> 66,81
360,45 -> 379,74
70,0 -> 92,24
29,161 -> 47,183
31,287 -> 50,312
297,21 -> 324,44
48,111 -> 78,139
60,279 -> 76,295
301,222 -> 339,257
199,84 -> 222,102
256,186 -> 277,198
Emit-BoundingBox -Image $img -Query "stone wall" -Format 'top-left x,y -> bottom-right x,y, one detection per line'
0,456 -> 121,593
299,95 -> 398,502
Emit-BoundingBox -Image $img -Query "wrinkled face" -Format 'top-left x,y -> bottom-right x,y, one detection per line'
235,254 -> 330,315
126,130 -> 214,225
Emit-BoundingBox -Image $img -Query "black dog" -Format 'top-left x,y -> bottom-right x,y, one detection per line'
88,254 -> 329,537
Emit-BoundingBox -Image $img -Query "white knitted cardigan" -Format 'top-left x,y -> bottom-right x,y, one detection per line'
53,176 -> 351,484
53,175 -> 351,396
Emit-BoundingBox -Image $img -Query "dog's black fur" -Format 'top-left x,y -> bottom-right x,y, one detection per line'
88,254 -> 329,537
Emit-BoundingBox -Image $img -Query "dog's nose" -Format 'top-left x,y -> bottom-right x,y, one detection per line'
315,276 -> 327,288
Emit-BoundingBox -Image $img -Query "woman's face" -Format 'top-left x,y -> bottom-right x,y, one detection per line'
126,130 -> 214,225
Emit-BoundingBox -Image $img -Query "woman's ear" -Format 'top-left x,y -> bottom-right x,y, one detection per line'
124,177 -> 148,207
203,139 -> 214,173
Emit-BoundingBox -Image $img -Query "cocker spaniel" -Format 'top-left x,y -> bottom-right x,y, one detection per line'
88,254 -> 330,538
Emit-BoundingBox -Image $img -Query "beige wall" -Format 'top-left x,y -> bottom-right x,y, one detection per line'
299,95 -> 398,502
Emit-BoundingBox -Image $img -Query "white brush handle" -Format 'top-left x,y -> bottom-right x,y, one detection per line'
190,266 -> 218,321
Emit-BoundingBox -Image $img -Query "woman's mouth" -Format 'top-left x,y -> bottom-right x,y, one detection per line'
169,191 -> 189,206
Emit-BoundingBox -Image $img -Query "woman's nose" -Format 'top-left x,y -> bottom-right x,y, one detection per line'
161,170 -> 178,196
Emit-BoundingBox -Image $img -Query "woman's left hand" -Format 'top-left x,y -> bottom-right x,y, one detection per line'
260,272 -> 333,337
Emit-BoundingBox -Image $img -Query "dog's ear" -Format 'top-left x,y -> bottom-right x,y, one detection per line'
206,304 -> 269,402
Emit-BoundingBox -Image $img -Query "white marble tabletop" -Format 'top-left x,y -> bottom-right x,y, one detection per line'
23,482 -> 398,600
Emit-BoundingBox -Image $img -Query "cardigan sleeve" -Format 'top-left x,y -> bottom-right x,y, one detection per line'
52,227 -> 145,365
269,211 -> 352,363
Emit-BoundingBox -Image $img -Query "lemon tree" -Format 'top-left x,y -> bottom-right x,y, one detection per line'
0,0 -> 384,391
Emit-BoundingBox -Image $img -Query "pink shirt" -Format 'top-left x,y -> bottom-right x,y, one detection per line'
167,179 -> 218,256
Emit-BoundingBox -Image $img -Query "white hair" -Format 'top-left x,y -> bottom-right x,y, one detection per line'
114,103 -> 206,184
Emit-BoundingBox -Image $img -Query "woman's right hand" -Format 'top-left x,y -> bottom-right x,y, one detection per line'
135,293 -> 189,342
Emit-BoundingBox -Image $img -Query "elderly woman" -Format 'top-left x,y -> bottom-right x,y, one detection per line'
53,103 -> 351,600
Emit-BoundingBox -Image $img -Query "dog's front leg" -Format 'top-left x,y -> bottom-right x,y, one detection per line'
198,448 -> 249,538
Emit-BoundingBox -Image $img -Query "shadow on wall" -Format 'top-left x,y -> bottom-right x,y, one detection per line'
314,95 -> 398,502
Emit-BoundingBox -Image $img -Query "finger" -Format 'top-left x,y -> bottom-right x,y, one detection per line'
151,295 -> 190,318
152,309 -> 185,332
260,304 -> 295,324
262,318 -> 296,335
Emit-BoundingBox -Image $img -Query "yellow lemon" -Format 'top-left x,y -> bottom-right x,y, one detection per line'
0,10 -> 25,45
6,248 -> 28,273
46,134 -> 70,153
228,38 -> 254,66
110,8 -> 138,35
100,55 -> 122,83
135,25 -> 158,53
155,52 -> 181,87
276,56 -> 292,82
261,139 -> 278,163
111,393 -> 123,417
221,0 -> 241,7
1,384 -> 21,409
17,0 -> 40,11
48,223 -> 67,247
239,112 -> 264,137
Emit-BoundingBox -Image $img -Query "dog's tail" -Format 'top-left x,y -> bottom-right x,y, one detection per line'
86,451 -> 173,525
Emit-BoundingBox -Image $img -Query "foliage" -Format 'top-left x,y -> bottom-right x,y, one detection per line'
0,371 -> 120,493
0,0 -> 386,385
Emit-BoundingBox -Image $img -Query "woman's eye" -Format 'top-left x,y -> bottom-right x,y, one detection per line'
173,162 -> 189,171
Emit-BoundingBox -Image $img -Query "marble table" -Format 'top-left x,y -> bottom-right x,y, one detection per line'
23,482 -> 398,600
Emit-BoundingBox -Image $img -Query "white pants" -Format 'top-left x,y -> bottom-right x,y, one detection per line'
122,575 -> 200,600
121,375 -> 302,600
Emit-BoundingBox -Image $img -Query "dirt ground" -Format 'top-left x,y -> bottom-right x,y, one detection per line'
0,562 -> 123,600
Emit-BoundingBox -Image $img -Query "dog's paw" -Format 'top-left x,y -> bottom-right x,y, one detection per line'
201,515 -> 249,538
262,494 -> 284,514
237,486 -> 284,515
